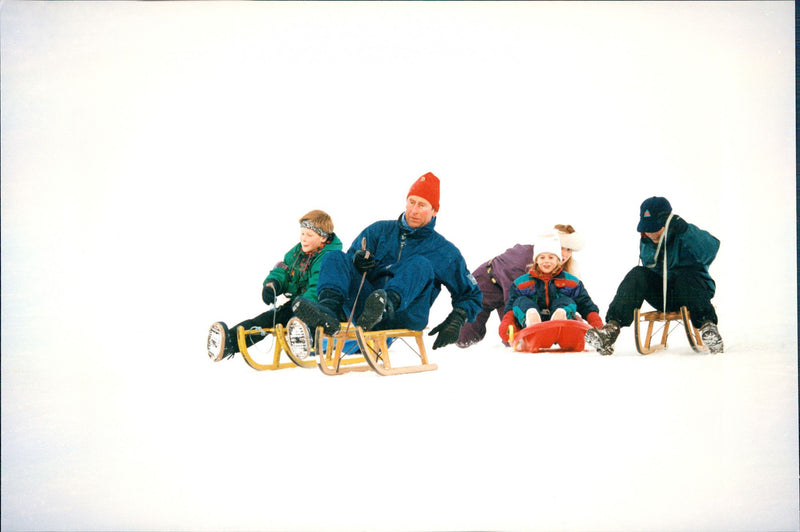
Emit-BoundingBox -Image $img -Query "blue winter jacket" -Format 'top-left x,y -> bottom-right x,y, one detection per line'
639,215 -> 719,293
348,214 -> 482,323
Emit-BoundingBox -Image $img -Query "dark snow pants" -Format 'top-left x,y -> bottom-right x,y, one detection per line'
318,251 -> 436,331
231,302 -> 294,352
606,266 -> 717,329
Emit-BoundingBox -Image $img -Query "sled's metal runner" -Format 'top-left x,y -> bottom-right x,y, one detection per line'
634,306 -> 708,355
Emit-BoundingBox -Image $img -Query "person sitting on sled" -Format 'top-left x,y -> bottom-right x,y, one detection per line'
207,209 -> 343,361
292,172 -> 482,350
498,231 -> 603,345
457,223 -> 586,348
584,196 -> 723,355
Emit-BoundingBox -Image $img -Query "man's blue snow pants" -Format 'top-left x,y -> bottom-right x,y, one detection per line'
317,251 -> 436,331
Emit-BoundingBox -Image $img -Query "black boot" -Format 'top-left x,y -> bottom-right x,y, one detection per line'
207,321 -> 238,361
292,290 -> 343,335
318,289 -> 347,321
584,320 -> 621,356
356,289 -> 400,331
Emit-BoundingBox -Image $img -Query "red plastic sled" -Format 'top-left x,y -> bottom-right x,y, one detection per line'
511,320 -> 591,353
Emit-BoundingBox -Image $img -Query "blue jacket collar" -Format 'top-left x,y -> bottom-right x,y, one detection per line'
398,213 -> 436,236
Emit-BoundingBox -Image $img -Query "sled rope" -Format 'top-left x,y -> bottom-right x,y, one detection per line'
659,214 -> 674,315
245,288 -> 280,356
648,319 -> 680,340
344,237 -> 370,337
643,213 -> 674,316
397,336 -> 423,360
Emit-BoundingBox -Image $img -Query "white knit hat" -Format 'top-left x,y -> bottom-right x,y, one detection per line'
533,231 -> 563,262
555,224 -> 585,251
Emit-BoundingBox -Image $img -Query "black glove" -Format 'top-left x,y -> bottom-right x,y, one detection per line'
428,308 -> 468,349
353,249 -> 375,273
262,283 -> 278,305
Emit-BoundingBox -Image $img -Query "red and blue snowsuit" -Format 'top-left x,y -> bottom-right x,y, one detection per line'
317,214 -> 482,331
505,269 -> 601,328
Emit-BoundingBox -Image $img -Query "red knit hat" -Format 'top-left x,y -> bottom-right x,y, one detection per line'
407,172 -> 440,211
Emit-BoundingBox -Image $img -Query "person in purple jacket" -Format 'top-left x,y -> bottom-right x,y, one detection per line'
457,224 -> 586,348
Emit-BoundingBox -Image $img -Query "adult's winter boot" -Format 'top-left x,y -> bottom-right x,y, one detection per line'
356,289 -> 400,331
292,290 -> 343,335
699,321 -> 724,354
584,321 -> 621,356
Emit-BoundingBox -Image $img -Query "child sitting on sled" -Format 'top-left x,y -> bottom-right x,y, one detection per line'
457,223 -> 586,348
207,209 -> 343,361
499,231 -> 603,345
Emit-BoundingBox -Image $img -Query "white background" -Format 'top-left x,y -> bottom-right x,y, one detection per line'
1,2 -> 797,531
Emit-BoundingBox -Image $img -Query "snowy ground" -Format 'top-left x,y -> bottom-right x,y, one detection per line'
2,2 -> 797,531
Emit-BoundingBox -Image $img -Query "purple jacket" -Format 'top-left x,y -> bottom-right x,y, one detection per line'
483,244 -> 534,303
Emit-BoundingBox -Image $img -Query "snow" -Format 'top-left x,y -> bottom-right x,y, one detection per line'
1,1 -> 797,531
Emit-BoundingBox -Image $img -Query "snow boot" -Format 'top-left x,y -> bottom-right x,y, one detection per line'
356,289 -> 400,331
585,321 -> 620,356
292,290 -> 343,336
699,321 -> 724,354
525,308 -> 542,326
207,321 -> 237,361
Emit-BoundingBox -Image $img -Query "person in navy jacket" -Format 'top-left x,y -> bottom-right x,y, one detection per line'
585,196 -> 724,355
293,172 -> 482,350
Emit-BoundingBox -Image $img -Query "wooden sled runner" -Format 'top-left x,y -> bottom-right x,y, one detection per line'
315,325 -> 437,376
634,306 -> 708,355
236,323 -> 300,371
511,320 -> 591,353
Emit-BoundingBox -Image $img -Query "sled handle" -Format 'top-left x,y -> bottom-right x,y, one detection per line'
344,238 -> 370,337
508,325 -> 515,344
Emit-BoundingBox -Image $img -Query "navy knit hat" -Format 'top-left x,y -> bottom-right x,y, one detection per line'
637,196 -> 672,232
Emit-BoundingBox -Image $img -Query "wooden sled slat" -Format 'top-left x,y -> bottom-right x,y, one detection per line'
634,306 -> 708,355
316,325 -> 436,376
356,326 -> 437,376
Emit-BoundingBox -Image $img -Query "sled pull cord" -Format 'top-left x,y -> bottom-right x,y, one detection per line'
344,237 -> 370,336
659,214 -> 674,315
333,239 -> 371,372
267,284 -> 279,331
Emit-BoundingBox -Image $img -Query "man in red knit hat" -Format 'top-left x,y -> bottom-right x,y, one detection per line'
293,172 -> 482,349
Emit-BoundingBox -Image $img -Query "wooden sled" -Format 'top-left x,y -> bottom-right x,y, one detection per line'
511,320 -> 591,353
237,318 -> 367,371
634,306 -> 707,355
236,324 -> 301,371
315,325 -> 437,376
